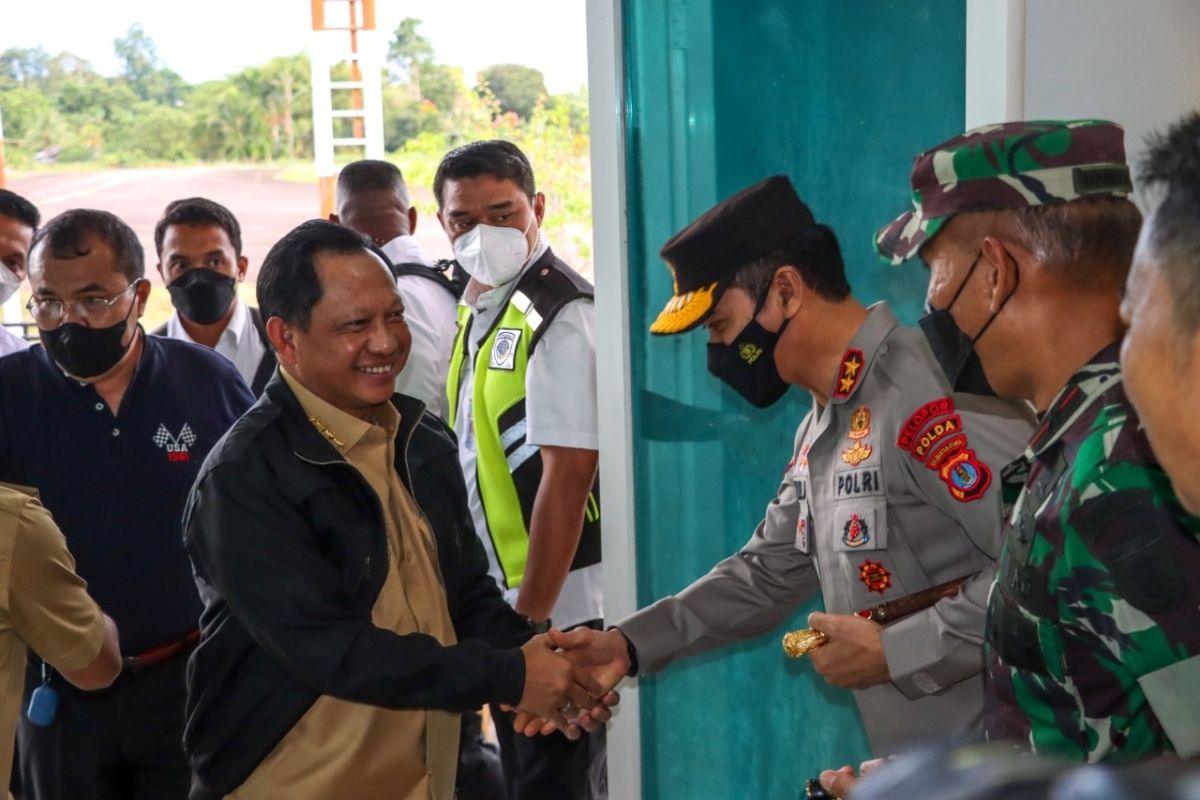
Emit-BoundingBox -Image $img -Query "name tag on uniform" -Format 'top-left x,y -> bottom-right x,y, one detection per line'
834,467 -> 884,500
490,329 -> 522,371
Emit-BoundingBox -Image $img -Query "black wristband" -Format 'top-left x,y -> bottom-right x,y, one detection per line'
524,616 -> 551,635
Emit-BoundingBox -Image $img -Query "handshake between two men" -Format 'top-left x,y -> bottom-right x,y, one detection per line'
512,628 -> 631,738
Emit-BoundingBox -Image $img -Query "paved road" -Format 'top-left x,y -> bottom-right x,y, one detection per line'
6,166 -> 456,329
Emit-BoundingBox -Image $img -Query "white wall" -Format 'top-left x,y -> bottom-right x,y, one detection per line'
970,0 -> 1200,198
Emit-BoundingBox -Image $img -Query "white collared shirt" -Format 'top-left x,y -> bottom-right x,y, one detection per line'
164,298 -> 267,390
0,326 -> 29,358
381,235 -> 458,421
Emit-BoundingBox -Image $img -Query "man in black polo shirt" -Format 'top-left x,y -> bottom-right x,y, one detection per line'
0,209 -> 254,799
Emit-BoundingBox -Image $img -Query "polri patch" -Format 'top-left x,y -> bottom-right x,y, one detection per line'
489,329 -> 522,371
835,467 -> 883,500
897,397 -> 955,451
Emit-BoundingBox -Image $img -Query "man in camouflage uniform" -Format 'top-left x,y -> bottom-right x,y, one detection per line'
877,119 -> 1200,762
1121,111 -> 1200,517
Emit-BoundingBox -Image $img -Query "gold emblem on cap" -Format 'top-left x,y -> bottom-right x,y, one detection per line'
650,281 -> 719,334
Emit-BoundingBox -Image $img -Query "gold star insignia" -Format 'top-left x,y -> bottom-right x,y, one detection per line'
843,356 -> 862,378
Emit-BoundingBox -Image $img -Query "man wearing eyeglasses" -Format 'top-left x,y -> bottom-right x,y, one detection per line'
0,208 -> 254,799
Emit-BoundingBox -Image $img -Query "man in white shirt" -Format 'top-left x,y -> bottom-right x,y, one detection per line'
153,197 -> 275,394
330,159 -> 458,420
0,190 -> 38,357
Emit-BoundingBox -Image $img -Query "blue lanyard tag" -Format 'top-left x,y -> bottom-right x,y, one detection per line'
26,662 -> 57,727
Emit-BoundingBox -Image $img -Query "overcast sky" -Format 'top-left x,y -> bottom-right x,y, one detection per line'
2,0 -> 589,93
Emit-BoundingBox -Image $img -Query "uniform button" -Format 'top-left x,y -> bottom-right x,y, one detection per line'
878,344 -> 889,355
94,402 -> 104,411
111,428 -> 120,437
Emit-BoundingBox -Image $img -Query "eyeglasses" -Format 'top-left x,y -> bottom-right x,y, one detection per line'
26,281 -> 141,329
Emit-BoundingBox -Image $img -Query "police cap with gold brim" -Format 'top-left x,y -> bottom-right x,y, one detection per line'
650,175 -> 815,335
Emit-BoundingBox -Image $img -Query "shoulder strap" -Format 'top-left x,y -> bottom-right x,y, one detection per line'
392,261 -> 458,298
513,251 -> 594,354
247,306 -> 277,396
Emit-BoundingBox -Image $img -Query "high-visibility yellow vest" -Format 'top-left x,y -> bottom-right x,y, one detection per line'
446,253 -> 601,591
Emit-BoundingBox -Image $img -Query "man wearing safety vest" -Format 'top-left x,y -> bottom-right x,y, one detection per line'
436,140 -> 605,799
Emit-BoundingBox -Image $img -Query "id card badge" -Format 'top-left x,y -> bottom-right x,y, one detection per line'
27,662 -> 57,727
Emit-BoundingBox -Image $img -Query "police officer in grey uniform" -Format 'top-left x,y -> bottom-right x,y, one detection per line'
549,176 -> 1033,756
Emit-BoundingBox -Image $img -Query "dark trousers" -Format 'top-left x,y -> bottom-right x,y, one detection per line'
457,708 -> 505,800
16,654 -> 190,800
490,704 -> 606,800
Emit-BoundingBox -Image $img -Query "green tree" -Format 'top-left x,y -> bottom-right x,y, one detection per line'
478,64 -> 547,119
0,47 -> 51,88
113,24 -> 186,105
387,17 -> 434,84
416,63 -> 459,111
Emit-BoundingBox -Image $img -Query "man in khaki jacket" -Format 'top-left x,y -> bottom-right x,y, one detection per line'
0,484 -> 121,792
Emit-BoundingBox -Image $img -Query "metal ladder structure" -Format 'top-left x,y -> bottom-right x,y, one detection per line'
309,0 -> 385,217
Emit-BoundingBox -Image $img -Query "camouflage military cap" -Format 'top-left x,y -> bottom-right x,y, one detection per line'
875,119 -> 1134,265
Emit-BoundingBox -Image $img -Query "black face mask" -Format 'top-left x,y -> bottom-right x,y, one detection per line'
167,268 -> 236,325
41,289 -> 139,380
918,255 -> 1016,396
706,292 -> 790,408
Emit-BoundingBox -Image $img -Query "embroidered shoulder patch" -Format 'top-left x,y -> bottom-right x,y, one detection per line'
938,449 -> 992,503
911,414 -> 963,463
833,349 -> 866,399
897,397 -> 955,451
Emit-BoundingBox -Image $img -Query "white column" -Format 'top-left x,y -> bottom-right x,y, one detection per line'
965,0 -> 1026,129
358,28 -> 386,160
585,1 -> 642,798
310,31 -> 336,181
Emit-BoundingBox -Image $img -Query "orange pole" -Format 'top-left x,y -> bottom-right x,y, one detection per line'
309,0 -> 324,29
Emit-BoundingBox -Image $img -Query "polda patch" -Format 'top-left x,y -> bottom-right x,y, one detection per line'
897,397 -> 955,451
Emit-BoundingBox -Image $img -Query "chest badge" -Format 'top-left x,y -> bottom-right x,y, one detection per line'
841,440 -> 873,466
489,329 -> 522,371
859,560 -> 892,594
842,513 -> 870,548
153,423 -> 196,463
848,406 -> 871,440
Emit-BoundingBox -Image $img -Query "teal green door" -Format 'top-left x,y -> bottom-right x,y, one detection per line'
620,1 -> 966,796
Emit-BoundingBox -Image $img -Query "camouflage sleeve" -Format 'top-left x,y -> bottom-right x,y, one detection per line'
1061,458 -> 1200,759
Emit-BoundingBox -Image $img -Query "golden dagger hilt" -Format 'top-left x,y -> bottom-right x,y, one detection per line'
782,576 -> 970,659
781,627 -> 829,658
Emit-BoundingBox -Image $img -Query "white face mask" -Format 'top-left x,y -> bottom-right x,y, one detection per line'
452,217 -> 535,288
0,264 -> 20,305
